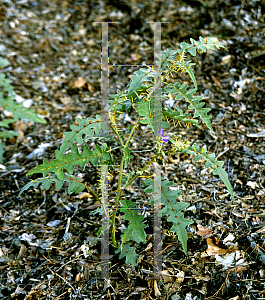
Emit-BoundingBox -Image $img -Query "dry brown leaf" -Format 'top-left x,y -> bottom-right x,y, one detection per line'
196,224 -> 213,238
87,82 -> 95,92
226,264 -> 249,273
72,77 -> 86,88
82,202 -> 101,210
74,114 -> 83,125
144,243 -> 153,252
201,238 -> 237,258
154,280 -> 161,296
79,192 -> 93,199
13,120 -> 31,140
246,181 -> 258,189
161,270 -> 175,283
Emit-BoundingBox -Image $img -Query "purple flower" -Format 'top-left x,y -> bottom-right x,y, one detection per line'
158,129 -> 169,143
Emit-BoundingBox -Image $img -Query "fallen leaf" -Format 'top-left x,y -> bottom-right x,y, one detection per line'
176,270 -> 185,283
144,243 -> 152,252
82,202 -> 101,210
201,238 -> 237,257
246,181 -> 258,189
79,192 -> 93,199
215,252 -> 235,269
196,224 -> 213,238
211,74 -> 221,86
161,270 -> 175,283
227,264 -> 248,273
72,77 -> 86,88
223,233 -> 235,244
154,280 -> 161,296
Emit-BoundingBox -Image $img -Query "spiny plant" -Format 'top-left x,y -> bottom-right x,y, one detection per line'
0,57 -> 46,163
19,37 -> 234,266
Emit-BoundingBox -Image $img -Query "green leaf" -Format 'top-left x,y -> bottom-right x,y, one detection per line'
161,49 -> 178,71
182,143 -> 234,201
115,243 -> 138,266
143,178 -> 193,254
127,68 -> 159,94
0,74 -> 14,94
120,199 -> 146,243
165,82 -> 213,132
123,147 -> 133,168
58,115 -> 104,156
125,84 -> 152,103
0,142 -> 4,163
175,60 -> 197,90
108,90 -> 130,118
162,202 -> 193,254
26,144 -> 110,180
177,36 -> 227,56
0,118 -> 17,128
135,101 -> 169,132
0,130 -> 20,139
121,171 -> 134,184
162,107 -> 199,127
0,57 -> 10,68
0,95 -> 46,124
18,173 -> 89,197
0,58 -> 46,162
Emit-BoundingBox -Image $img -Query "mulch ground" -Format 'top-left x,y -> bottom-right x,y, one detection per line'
0,0 -> 265,299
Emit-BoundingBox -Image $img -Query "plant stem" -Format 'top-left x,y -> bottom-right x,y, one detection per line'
123,151 -> 162,190
86,185 -> 101,202
110,115 -> 141,247
122,144 -> 180,191
108,120 -> 124,147
125,115 -> 141,148
110,155 -> 124,248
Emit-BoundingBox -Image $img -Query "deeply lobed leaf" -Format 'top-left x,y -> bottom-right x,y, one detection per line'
58,115 -> 107,156
120,199 -> 147,243
18,173 -> 88,196
164,82 -> 213,132
182,143 -> 234,201
26,144 -> 110,180
143,178 -> 193,254
115,244 -> 138,266
135,101 -> 170,131
178,36 -> 227,56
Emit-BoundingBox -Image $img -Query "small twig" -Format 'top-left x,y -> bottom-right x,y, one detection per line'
54,257 -> 81,272
16,244 -> 26,260
54,291 -> 68,300
47,267 -> 76,295
216,147 -> 230,159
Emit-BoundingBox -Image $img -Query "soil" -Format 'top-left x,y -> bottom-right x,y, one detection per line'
0,0 -> 264,299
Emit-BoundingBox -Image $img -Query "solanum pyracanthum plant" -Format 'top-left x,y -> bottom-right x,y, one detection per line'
20,37 -> 234,265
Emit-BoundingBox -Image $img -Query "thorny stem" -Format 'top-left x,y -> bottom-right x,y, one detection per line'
110,115 -> 141,247
125,115 -> 141,148
86,185 -> 101,202
123,151 -> 162,190
108,118 -> 124,147
110,155 -> 124,248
